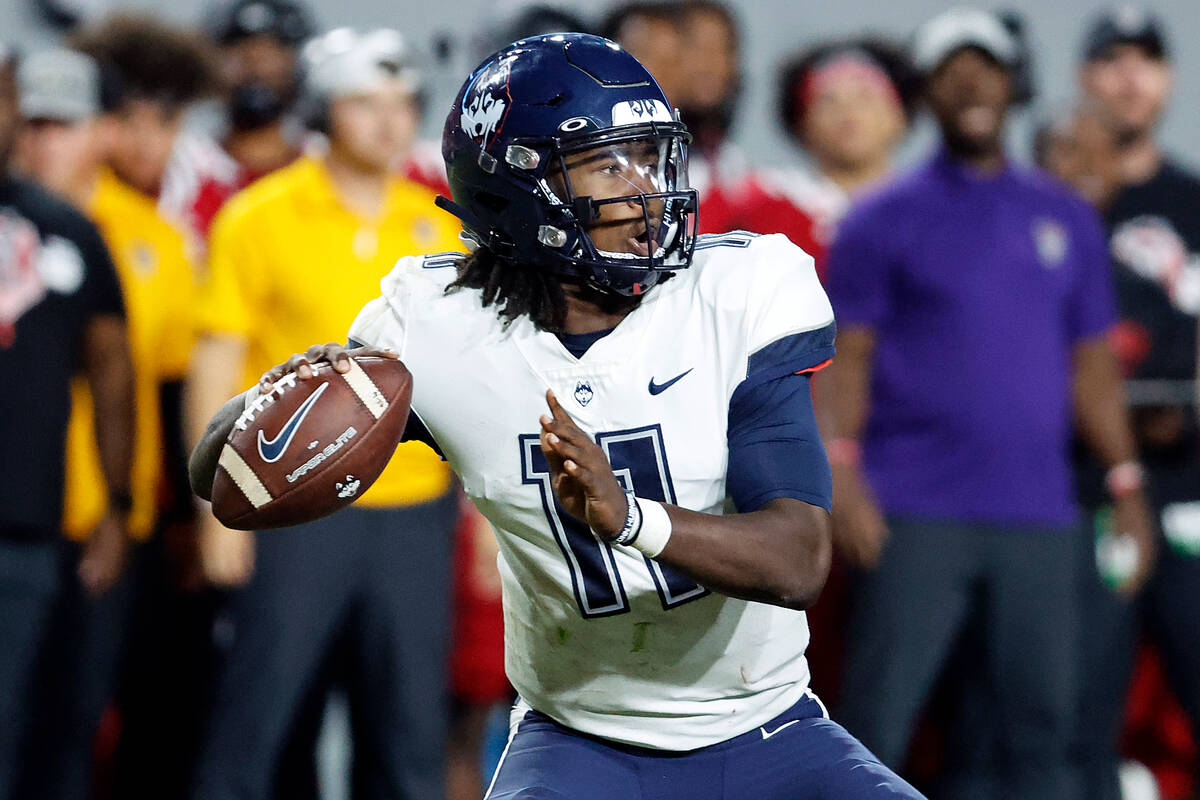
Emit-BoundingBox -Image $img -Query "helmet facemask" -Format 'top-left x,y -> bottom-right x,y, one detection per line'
533,124 -> 698,296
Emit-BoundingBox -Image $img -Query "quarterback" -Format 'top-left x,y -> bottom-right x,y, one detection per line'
191,34 -> 922,798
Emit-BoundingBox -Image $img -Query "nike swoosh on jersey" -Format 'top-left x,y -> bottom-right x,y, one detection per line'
257,382 -> 329,464
648,368 -> 693,395
760,720 -> 800,740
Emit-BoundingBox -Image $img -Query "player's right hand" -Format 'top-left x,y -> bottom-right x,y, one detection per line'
831,463 -> 890,569
258,342 -> 398,393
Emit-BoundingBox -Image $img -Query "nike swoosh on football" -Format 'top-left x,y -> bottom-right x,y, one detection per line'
257,382 -> 330,464
760,720 -> 800,740
648,368 -> 693,395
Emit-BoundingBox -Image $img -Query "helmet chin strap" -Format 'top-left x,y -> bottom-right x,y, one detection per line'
435,195 -> 521,260
435,194 -> 483,231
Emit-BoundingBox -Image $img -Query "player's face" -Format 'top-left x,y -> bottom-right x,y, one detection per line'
15,118 -> 104,195
925,48 -> 1012,158
802,69 -> 905,172
107,100 -> 182,195
1042,112 -> 1122,207
553,138 -> 672,257
327,78 -> 419,174
1080,45 -> 1171,141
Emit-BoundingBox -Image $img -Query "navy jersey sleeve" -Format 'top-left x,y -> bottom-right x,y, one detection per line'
726,373 -> 832,513
741,322 -> 836,395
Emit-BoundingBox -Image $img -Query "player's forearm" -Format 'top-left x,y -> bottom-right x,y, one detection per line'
85,315 -> 135,499
188,392 -> 246,501
655,498 -> 832,610
1073,336 -> 1138,466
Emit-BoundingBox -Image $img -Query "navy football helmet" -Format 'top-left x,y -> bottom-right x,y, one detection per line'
438,33 -> 698,296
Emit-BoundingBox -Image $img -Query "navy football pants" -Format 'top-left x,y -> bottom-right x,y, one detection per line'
485,694 -> 925,799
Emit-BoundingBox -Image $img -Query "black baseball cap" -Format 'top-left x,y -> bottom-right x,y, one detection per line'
203,0 -> 316,47
1081,5 -> 1168,62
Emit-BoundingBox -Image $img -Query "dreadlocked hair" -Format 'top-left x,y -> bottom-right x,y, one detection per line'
447,247 -> 570,333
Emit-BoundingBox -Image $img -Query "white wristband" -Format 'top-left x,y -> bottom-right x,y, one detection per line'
631,498 -> 672,558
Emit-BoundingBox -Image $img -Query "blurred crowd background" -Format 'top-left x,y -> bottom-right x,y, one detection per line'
0,1 -> 1196,799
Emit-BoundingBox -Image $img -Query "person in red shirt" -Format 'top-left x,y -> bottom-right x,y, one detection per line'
726,39 -> 914,274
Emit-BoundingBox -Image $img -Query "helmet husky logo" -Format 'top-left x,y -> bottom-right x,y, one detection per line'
460,59 -> 512,146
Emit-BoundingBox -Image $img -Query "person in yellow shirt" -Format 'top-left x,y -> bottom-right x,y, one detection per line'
12,25 -> 210,800
188,28 -> 462,800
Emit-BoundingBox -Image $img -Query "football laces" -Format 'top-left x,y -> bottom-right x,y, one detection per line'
234,371 -> 301,431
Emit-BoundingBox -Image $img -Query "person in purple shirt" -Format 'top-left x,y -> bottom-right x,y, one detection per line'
823,8 -> 1153,798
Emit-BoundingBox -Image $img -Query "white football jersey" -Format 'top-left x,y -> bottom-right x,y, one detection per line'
349,232 -> 835,750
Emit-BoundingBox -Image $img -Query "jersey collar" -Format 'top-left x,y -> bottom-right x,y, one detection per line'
510,279 -> 668,380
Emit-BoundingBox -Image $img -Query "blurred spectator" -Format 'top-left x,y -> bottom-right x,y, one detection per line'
1033,104 -> 1123,210
1070,7 -> 1200,798
741,37 -> 916,269
160,0 -> 314,245
825,8 -> 1152,798
607,2 -> 762,237
474,0 -> 592,65
0,46 -> 134,800
187,27 -> 463,800
600,2 -> 685,104
759,36 -> 916,702
12,26 -> 208,797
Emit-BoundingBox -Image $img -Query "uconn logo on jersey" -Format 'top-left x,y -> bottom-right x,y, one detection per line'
574,381 -> 594,407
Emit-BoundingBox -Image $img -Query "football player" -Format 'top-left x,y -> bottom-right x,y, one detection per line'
190,34 -> 924,799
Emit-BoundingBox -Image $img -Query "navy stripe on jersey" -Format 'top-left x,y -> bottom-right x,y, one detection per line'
422,252 -> 463,269
694,230 -> 759,251
742,322 -> 836,394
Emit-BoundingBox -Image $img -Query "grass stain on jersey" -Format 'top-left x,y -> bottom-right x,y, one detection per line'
556,626 -> 571,645
631,622 -> 652,653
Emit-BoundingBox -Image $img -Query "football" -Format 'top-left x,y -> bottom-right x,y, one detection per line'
211,356 -> 412,530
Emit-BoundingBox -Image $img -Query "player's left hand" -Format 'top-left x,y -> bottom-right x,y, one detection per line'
539,389 -> 628,540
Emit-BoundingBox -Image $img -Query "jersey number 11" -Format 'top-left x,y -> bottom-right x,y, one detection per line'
521,424 -> 708,618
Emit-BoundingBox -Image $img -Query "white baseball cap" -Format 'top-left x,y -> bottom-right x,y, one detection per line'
301,27 -> 419,99
18,48 -> 101,122
912,7 -> 1018,73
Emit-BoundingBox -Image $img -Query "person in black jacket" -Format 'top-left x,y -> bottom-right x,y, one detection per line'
0,49 -> 134,800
